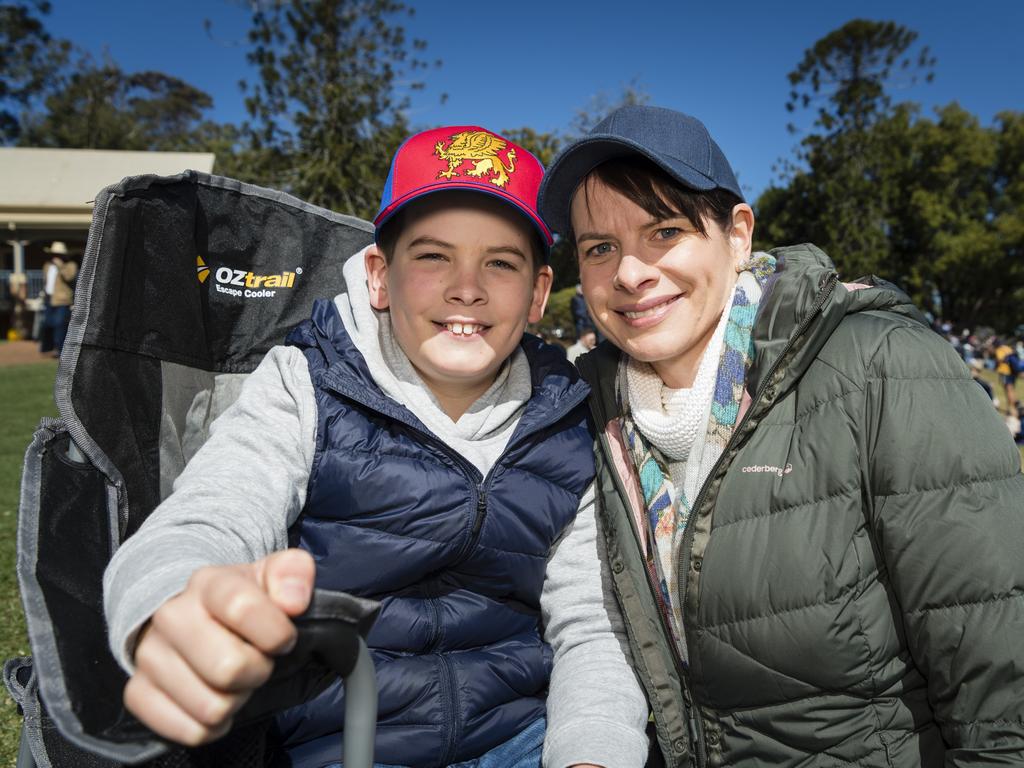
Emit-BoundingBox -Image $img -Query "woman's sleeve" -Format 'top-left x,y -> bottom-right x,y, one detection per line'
102,345 -> 318,672
865,323 -> 1024,762
541,482 -> 650,768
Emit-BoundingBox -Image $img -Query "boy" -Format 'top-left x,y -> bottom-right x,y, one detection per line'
103,126 -> 647,768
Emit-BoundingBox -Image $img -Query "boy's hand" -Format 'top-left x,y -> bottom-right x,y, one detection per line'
123,548 -> 315,746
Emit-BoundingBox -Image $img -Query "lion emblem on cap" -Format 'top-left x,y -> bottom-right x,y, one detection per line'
434,130 -> 517,188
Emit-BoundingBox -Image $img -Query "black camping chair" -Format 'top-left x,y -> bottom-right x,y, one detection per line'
5,172 -> 383,767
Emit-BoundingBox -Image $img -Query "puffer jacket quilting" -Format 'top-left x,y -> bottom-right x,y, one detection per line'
579,244 -> 1024,767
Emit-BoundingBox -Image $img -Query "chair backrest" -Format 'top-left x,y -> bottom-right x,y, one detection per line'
9,172 -> 376,765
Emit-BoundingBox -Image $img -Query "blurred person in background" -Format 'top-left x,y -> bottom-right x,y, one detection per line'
566,327 -> 597,364
40,241 -> 78,356
994,336 -> 1019,415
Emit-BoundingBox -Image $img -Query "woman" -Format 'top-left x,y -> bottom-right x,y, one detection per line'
537,106 -> 1024,766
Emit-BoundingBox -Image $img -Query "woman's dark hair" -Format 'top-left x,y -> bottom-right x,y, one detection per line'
568,155 -> 744,248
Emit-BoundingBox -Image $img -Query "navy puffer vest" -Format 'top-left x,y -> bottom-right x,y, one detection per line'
275,300 -> 594,768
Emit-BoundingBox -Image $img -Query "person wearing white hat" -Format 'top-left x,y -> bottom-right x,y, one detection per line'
41,241 -> 78,356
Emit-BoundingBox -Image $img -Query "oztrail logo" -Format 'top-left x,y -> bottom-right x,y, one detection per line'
196,255 -> 301,299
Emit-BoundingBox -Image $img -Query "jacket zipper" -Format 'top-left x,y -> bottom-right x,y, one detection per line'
672,272 -> 839,764
684,687 -> 706,766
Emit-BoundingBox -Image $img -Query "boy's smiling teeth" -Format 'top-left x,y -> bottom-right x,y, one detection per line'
445,322 -> 483,336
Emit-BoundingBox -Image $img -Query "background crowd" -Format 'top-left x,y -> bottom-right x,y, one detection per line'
931,318 -> 1024,435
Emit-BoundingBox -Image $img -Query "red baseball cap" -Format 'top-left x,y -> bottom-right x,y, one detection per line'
374,125 -> 553,254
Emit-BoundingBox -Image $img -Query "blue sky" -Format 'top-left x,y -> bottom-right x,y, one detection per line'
42,0 -> 1023,200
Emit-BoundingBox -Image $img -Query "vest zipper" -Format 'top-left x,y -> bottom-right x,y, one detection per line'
471,488 -> 487,537
672,272 -> 839,765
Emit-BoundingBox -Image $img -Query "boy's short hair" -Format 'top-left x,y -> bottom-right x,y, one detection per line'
376,191 -> 548,272
373,125 -> 552,266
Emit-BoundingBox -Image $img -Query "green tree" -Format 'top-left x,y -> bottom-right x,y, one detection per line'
893,104 -> 1023,328
993,110 -> 1024,296
0,0 -> 70,143
19,58 -> 217,151
785,19 -> 935,134
569,80 -> 649,136
499,127 -> 564,169
4,3 -> 230,156
757,21 -> 936,278
758,21 -> 1024,329
237,0 -> 437,217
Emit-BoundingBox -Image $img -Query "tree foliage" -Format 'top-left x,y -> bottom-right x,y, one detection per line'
19,59 -> 217,150
0,0 -> 70,142
758,20 -> 1023,329
896,105 -> 1023,326
2,1 -> 224,153
785,19 -> 934,134
569,81 -> 649,136
237,0 -> 437,218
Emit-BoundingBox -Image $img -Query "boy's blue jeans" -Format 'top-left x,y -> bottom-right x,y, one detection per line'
319,717 -> 545,768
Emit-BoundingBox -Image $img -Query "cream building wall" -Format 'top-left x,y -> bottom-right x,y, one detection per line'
1,147 -> 215,273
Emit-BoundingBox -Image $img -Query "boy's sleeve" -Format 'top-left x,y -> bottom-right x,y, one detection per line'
541,483 -> 650,768
103,345 -> 318,672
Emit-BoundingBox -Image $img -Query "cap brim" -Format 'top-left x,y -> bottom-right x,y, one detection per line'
538,135 -> 718,237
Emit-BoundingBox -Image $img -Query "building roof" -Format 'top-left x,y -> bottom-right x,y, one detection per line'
1,147 -> 216,231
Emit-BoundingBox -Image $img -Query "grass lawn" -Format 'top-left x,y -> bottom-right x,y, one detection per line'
1,360 -> 58,764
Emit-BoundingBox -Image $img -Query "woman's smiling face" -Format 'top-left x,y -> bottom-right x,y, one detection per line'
571,175 -> 753,388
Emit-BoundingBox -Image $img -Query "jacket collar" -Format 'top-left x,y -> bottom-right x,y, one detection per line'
747,243 -> 927,398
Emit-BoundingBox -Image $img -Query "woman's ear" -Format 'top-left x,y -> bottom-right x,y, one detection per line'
729,204 -> 755,264
365,245 -> 390,310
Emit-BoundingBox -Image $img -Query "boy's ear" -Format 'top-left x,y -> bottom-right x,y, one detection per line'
528,265 -> 554,325
365,245 -> 390,311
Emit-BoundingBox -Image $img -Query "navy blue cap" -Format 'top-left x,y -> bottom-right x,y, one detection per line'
538,105 -> 744,236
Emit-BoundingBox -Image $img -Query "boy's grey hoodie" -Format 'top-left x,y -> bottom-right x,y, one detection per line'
103,250 -> 649,767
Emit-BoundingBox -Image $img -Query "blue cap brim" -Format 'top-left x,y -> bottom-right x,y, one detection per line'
538,135 -> 730,238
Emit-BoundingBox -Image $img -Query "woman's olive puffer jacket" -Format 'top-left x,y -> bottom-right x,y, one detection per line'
578,244 -> 1024,767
